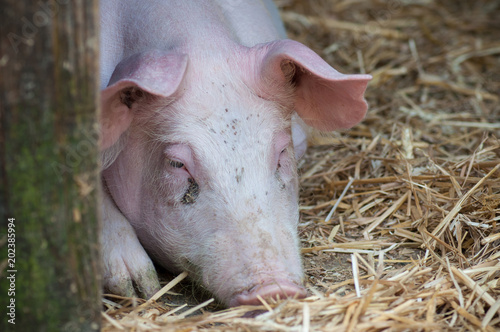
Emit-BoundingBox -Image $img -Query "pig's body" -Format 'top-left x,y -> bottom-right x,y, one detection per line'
100,1 -> 287,88
100,0 -> 371,306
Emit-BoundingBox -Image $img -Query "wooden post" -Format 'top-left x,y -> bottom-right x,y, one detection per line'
1,0 -> 101,330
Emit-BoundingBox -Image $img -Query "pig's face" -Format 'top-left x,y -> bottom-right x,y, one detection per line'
107,72 -> 305,306
100,41 -> 370,305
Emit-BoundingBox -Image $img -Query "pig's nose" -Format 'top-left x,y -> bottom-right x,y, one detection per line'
229,280 -> 307,307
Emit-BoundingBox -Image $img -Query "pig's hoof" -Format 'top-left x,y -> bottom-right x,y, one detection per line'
103,249 -> 161,299
101,190 -> 161,299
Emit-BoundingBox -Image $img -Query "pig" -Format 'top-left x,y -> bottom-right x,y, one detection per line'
99,0 -> 371,307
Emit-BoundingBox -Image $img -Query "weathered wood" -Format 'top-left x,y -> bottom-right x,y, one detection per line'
1,0 -> 101,331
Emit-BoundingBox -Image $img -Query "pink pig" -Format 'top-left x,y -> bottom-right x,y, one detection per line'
99,0 -> 371,307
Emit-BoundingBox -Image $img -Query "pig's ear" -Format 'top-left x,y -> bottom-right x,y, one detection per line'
100,51 -> 188,149
257,40 -> 371,131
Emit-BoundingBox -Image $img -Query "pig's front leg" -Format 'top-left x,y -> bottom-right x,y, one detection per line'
101,188 -> 160,299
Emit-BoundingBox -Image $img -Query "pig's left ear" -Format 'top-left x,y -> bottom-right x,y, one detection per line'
256,40 -> 371,131
100,50 -> 188,149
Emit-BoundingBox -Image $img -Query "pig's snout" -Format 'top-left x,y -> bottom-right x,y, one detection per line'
229,279 -> 307,307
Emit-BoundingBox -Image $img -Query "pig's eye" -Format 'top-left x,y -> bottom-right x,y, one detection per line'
168,159 -> 185,168
164,144 -> 192,173
277,148 -> 287,168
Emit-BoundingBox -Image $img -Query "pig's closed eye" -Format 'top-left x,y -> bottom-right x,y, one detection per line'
164,144 -> 192,174
277,149 -> 286,168
168,159 -> 185,168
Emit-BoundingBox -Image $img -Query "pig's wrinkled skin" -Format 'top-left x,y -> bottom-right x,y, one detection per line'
99,0 -> 371,306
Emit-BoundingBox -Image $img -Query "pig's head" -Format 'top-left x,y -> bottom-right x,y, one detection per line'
100,40 -> 370,306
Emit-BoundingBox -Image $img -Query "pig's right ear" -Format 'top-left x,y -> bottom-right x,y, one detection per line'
100,51 -> 188,149
254,40 -> 371,132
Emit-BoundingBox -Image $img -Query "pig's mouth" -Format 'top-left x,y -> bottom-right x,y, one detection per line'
228,279 -> 307,307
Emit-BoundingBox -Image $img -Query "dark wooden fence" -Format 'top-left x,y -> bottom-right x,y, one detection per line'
1,1 -> 101,330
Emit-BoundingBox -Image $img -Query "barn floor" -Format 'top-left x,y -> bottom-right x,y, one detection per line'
102,1 -> 500,330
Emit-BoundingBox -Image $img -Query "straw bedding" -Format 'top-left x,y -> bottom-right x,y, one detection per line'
102,0 -> 500,330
